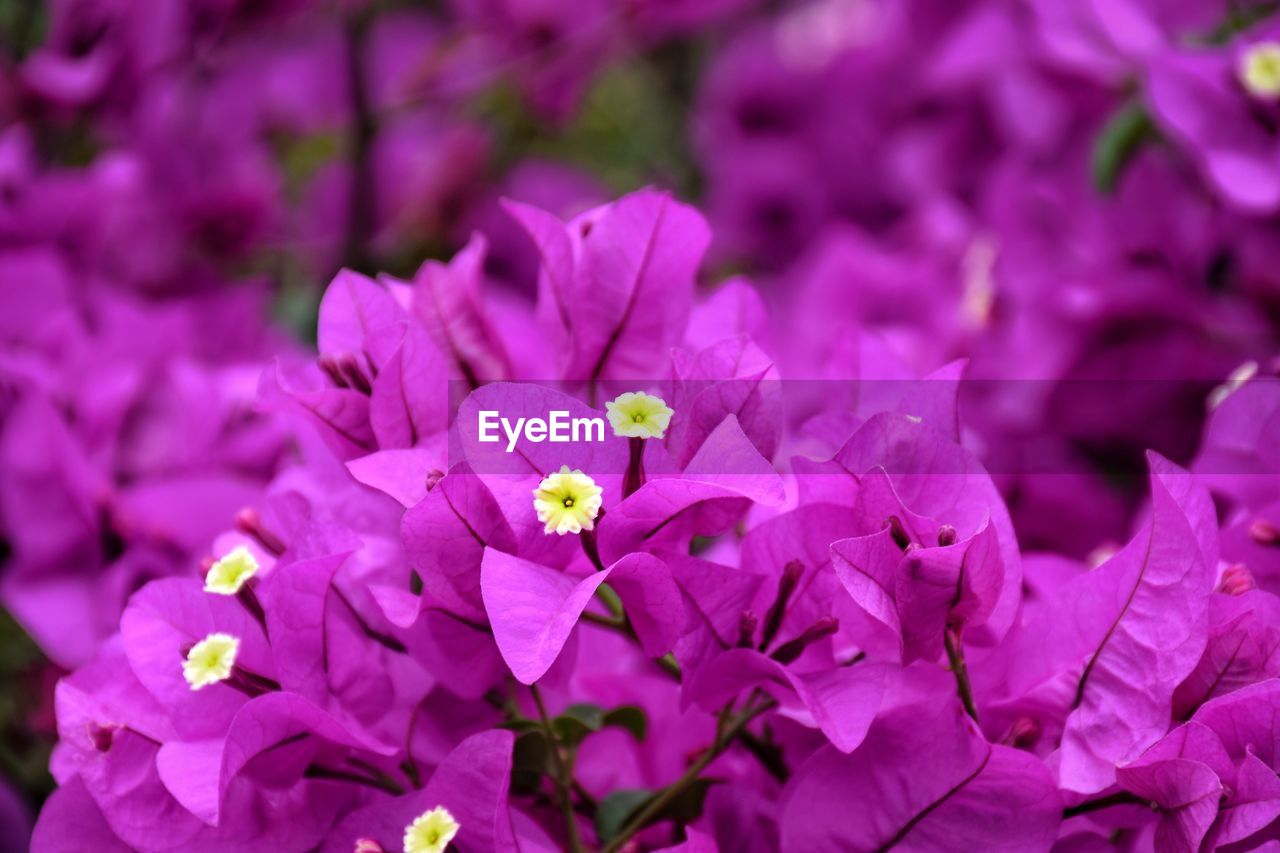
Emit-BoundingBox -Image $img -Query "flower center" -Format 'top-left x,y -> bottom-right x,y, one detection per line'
183,632 -> 240,690
532,466 -> 603,535
606,391 -> 674,439
1240,42 -> 1280,99
204,545 -> 260,595
403,805 -> 460,853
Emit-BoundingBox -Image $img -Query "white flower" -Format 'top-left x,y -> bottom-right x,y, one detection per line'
182,633 -> 240,690
532,466 -> 603,535
605,391 -> 673,439
403,806 -> 460,853
204,546 -> 260,595
1239,42 -> 1280,100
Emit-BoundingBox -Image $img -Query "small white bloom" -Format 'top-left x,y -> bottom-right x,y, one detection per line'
532,466 -> 603,535
204,546 -> 260,595
605,391 -> 674,439
183,633 -> 240,690
403,806 -> 460,853
1239,41 -> 1280,99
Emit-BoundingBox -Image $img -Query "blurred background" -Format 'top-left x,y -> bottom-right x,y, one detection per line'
1,0 -> 1278,839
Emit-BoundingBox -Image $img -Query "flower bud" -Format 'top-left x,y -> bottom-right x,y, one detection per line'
770,616 -> 839,664
1217,563 -> 1256,596
1249,518 -> 1280,547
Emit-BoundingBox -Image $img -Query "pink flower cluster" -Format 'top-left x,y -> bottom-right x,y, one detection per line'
22,188 -> 1280,852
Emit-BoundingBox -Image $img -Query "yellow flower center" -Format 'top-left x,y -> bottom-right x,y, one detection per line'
1240,41 -> 1280,99
204,546 -> 260,595
605,391 -> 674,439
532,466 -> 603,535
403,806 -> 460,853
183,633 -> 240,690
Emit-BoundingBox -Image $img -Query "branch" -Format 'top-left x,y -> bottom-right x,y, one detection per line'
580,608 -> 682,681
577,531 -> 682,682
304,762 -> 404,795
602,694 -> 779,853
1063,791 -> 1148,818
944,628 -> 980,724
341,9 -> 376,272
737,728 -> 789,783
531,684 -> 586,853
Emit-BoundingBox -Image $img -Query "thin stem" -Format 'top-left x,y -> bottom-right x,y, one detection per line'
223,666 -> 282,698
346,756 -> 411,795
737,728 -> 790,783
603,695 -> 778,853
1063,791 -> 1147,818
579,608 -> 682,681
595,584 -> 625,620
236,584 -> 268,635
944,628 -> 980,724
333,585 -> 408,653
655,653 -> 682,680
341,9 -> 376,272
580,527 -> 607,573
572,779 -> 598,814
623,437 -> 646,499
530,684 -> 586,853
580,610 -> 625,630
305,763 -> 404,795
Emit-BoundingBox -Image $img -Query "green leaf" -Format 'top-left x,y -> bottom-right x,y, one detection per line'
1092,102 -> 1154,195
552,703 -> 605,747
594,779 -> 719,843
271,278 -> 322,344
1200,2 -> 1280,45
659,778 -> 716,825
470,57 -> 700,198
512,731 -> 552,773
509,767 -> 543,797
565,703 -> 606,728
498,718 -> 541,734
595,788 -> 652,843
510,731 -> 553,795
689,536 -> 716,555
0,0 -> 46,61
603,705 -> 648,742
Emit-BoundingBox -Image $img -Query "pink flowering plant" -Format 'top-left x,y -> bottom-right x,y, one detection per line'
11,185 -> 1276,852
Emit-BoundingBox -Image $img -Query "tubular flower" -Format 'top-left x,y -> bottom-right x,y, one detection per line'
606,391 -> 674,439
203,546 -> 261,595
532,465 -> 603,535
403,806 -> 460,853
1239,41 -> 1280,99
182,633 -> 240,690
